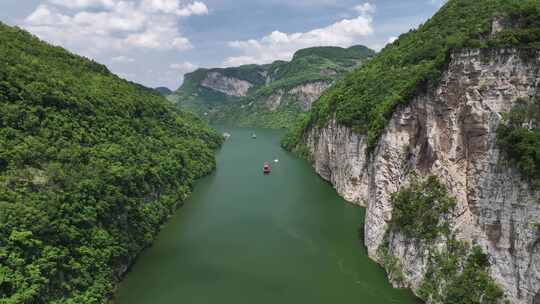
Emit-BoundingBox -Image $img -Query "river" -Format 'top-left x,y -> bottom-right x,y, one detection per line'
115,128 -> 420,304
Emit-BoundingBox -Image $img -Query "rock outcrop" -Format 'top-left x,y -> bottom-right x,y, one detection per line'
303,48 -> 540,303
265,90 -> 284,111
289,81 -> 331,111
263,81 -> 332,112
201,72 -> 252,97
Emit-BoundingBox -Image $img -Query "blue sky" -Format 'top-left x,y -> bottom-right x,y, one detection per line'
0,0 -> 445,89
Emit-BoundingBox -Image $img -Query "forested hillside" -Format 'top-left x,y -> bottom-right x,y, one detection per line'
171,45 -> 375,128
0,22 -> 222,303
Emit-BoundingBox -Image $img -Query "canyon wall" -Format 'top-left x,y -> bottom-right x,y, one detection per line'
303,48 -> 540,303
201,72 -> 253,97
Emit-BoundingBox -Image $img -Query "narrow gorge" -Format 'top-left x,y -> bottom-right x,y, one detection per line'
2,0 -> 539,303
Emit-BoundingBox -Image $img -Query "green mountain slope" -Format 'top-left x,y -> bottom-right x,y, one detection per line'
171,45 -> 375,128
284,0 -> 540,152
0,23 -> 222,303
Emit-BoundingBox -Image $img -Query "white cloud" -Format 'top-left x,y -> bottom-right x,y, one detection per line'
387,36 -> 398,44
224,9 -> 374,66
354,3 -> 376,15
111,55 -> 135,63
141,0 -> 208,16
176,1 -> 208,16
170,61 -> 197,72
22,1 -> 207,57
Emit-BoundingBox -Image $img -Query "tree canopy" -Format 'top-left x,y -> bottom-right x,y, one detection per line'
0,22 -> 222,303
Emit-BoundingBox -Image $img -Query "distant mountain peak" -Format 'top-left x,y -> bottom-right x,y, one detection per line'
172,44 -> 375,128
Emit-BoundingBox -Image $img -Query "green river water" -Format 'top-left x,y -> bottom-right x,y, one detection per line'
115,128 -> 420,304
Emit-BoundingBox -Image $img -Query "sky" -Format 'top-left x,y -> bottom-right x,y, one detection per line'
0,0 -> 446,90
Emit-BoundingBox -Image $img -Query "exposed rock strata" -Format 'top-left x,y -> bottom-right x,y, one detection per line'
290,81 -> 331,111
263,81 -> 332,112
266,90 -> 284,111
303,49 -> 540,303
201,72 -> 252,97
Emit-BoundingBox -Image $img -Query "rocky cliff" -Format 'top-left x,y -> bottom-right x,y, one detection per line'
201,71 -> 253,97
303,48 -> 540,303
263,81 -> 332,112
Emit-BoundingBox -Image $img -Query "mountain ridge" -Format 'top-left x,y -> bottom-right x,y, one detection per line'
170,45 -> 375,128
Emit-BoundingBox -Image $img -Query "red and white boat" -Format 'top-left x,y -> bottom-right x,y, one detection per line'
263,162 -> 271,174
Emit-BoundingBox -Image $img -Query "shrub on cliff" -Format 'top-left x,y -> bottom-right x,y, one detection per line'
497,97 -> 540,190
389,175 -> 456,241
418,240 -> 504,304
382,177 -> 504,304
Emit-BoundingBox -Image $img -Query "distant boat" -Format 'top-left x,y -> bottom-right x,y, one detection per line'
252,133 -> 257,139
263,162 -> 271,174
274,159 -> 279,163
223,133 -> 231,140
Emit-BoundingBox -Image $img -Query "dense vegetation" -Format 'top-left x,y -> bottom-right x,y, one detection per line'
283,0 -> 540,152
172,45 -> 375,128
380,176 -> 504,303
418,240 -> 504,304
389,175 -> 456,242
496,97 -> 540,190
0,23 -> 222,303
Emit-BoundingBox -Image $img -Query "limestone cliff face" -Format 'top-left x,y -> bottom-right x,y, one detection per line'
289,81 -> 332,111
265,90 -> 284,111
303,48 -> 540,303
264,81 -> 332,112
201,72 -> 253,97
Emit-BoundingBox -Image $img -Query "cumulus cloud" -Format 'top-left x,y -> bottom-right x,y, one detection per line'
176,1 -> 208,16
354,2 -> 376,15
22,0 -> 207,57
141,0 -> 208,16
224,3 -> 375,66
